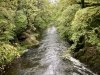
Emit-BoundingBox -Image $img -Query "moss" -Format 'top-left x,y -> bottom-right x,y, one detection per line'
20,34 -> 39,48
73,46 -> 100,74
21,38 -> 33,46
22,32 -> 30,38
94,59 -> 100,69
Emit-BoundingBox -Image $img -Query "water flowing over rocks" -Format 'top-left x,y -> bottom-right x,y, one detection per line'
4,26 -> 97,75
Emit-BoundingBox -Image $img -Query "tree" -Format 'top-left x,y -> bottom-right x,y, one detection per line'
81,0 -> 85,8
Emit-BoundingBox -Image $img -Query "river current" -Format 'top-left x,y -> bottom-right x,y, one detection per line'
4,26 -> 97,75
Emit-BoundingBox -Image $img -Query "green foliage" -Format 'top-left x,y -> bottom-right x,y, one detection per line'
85,0 -> 100,3
58,0 -> 78,10
33,33 -> 39,38
56,4 -> 81,39
0,7 -> 15,42
57,4 -> 100,51
15,10 -> 27,28
0,0 -> 52,67
0,43 -> 19,66
71,6 -> 100,48
56,0 -> 100,73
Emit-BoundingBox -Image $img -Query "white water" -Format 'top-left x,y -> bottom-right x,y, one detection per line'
5,26 -> 97,75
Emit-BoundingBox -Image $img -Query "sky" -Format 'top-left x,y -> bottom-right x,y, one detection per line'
50,0 -> 57,4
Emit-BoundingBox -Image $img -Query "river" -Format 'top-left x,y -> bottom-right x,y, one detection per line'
4,26 -> 97,75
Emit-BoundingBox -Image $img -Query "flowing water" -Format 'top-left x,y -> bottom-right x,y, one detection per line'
4,26 -> 97,75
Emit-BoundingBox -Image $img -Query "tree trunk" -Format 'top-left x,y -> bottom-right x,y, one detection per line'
81,0 -> 85,8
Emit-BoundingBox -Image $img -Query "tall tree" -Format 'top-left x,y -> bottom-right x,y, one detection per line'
81,0 -> 85,8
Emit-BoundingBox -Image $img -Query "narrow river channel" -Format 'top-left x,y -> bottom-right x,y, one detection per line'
4,26 -> 97,75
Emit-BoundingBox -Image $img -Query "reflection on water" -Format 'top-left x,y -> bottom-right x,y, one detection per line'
5,26 -> 97,75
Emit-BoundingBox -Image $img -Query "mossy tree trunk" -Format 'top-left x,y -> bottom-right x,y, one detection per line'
81,0 -> 85,8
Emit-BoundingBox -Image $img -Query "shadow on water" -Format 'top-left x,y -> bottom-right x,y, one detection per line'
4,26 -> 98,75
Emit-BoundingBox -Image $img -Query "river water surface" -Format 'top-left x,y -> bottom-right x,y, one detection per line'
5,26 -> 97,75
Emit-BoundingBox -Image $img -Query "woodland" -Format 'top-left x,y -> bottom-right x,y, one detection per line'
0,0 -> 100,74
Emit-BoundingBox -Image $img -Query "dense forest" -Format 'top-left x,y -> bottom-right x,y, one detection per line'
0,0 -> 52,71
56,0 -> 100,74
0,0 -> 100,74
